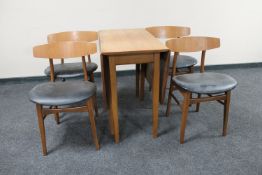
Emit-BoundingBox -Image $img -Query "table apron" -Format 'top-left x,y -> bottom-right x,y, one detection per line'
110,53 -> 155,65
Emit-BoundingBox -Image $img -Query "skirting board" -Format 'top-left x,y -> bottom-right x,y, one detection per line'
0,62 -> 261,85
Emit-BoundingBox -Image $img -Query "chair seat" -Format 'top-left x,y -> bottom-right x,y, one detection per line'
170,55 -> 197,69
173,72 -> 237,94
29,81 -> 96,106
44,62 -> 98,78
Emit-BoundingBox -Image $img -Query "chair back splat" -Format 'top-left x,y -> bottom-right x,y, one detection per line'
166,36 -> 220,52
48,31 -> 98,43
33,41 -> 97,59
146,26 -> 190,39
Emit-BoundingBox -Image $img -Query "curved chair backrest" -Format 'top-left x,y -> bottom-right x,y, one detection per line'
166,36 -> 220,74
166,36 -> 220,52
146,26 -> 190,39
33,41 -> 97,59
33,41 -> 97,81
47,31 -> 98,43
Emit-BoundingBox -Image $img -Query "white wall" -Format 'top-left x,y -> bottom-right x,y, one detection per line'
0,0 -> 262,78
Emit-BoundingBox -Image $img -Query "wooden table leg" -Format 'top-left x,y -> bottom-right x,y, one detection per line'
100,55 -> 108,110
160,51 -> 170,104
101,55 -> 115,135
136,64 -> 140,97
108,57 -> 120,143
152,53 -> 160,138
139,64 -> 146,101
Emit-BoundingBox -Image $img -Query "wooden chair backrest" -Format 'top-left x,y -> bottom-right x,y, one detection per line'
47,31 -> 98,43
166,36 -> 220,74
146,26 -> 190,39
33,41 -> 97,59
166,36 -> 220,52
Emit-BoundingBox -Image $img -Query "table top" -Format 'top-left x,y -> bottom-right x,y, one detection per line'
99,28 -> 168,55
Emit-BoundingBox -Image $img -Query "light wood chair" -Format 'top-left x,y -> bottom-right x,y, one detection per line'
30,41 -> 100,155
46,31 -> 98,82
165,37 -> 237,144
136,26 -> 197,100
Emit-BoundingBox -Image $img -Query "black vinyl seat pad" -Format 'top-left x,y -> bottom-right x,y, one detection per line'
173,72 -> 237,94
170,55 -> 197,69
29,81 -> 96,106
44,62 -> 98,78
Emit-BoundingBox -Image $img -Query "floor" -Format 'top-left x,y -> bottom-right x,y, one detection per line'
0,67 -> 262,175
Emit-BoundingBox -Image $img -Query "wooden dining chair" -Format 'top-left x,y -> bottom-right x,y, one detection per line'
30,41 -> 100,155
136,26 -> 197,100
45,31 -> 98,82
165,37 -> 237,144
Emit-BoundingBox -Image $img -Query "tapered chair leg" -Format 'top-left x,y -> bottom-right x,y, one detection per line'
189,93 -> 193,107
196,93 -> 201,112
92,95 -> 99,117
166,83 -> 174,117
180,92 -> 190,144
223,91 -> 231,136
87,99 -> 100,150
90,73 -> 95,82
36,104 -> 47,156
54,106 -> 60,124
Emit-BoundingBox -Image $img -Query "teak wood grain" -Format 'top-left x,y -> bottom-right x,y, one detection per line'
33,41 -> 97,59
99,29 -> 168,55
48,31 -> 98,43
99,29 -> 169,144
165,36 -> 220,52
146,26 -> 190,39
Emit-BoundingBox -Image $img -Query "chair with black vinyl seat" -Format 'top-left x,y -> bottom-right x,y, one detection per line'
30,41 -> 100,156
165,37 -> 237,144
46,31 -> 98,82
137,26 -> 197,100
